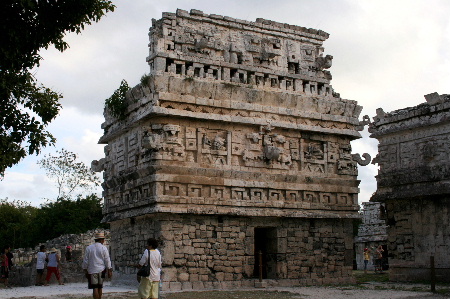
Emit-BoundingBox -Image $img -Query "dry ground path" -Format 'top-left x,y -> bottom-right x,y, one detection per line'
1,271 -> 449,299
0,282 -> 448,299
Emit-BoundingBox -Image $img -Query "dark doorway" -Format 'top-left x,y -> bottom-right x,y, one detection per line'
254,227 -> 278,279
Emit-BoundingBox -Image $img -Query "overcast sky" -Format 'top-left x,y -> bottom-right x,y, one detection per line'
1,0 -> 449,206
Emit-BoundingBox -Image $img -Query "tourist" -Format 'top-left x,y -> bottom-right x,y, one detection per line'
35,245 -> 47,286
45,247 -> 64,285
1,246 -> 11,288
375,245 -> 384,273
137,238 -> 162,299
65,245 -> 72,262
82,232 -> 112,299
363,247 -> 371,274
6,245 -> 13,271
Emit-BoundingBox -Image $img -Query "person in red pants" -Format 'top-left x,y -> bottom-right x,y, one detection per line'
44,248 -> 64,285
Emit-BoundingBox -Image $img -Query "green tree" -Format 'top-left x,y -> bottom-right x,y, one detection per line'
37,148 -> 101,199
0,0 -> 115,176
30,195 -> 107,245
0,198 -> 38,249
105,79 -> 130,120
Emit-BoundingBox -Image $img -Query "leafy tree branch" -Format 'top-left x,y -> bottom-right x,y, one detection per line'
37,148 -> 101,199
0,0 -> 115,176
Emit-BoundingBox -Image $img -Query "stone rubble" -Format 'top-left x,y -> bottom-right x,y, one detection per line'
8,228 -> 110,286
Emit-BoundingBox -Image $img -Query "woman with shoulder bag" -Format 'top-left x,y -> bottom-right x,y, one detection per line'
136,238 -> 162,299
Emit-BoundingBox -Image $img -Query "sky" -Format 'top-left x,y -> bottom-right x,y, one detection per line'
1,0 -> 449,207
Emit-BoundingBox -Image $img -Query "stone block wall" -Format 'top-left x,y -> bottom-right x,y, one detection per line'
385,198 -> 450,281
110,214 -> 355,290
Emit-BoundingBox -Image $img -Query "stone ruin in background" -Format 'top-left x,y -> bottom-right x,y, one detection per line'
370,92 -> 450,282
354,201 -> 388,271
93,9 -> 371,290
8,228 -> 110,286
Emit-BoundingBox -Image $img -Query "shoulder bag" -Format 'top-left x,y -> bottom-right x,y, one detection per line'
137,249 -> 150,277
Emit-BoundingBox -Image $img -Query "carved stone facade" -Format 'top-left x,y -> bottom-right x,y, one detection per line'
95,9 -> 369,289
370,92 -> 450,282
354,202 -> 388,271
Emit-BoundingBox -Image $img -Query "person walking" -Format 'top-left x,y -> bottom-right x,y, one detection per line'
36,245 -> 47,286
82,232 -> 112,299
45,248 -> 64,285
137,238 -> 162,299
5,246 -> 13,271
1,246 -> 11,288
375,245 -> 384,273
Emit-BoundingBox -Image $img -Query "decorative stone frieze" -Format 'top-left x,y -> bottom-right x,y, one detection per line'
94,9 -> 369,289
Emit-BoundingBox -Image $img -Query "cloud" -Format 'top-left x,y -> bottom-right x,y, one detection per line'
2,0 -> 450,206
0,107 -> 104,206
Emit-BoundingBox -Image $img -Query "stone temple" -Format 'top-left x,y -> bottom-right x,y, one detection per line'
354,201 -> 388,271
370,92 -> 450,282
93,9 -> 370,289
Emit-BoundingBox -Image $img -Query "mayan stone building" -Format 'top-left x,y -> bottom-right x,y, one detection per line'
354,202 -> 388,271
370,92 -> 450,282
93,9 -> 370,289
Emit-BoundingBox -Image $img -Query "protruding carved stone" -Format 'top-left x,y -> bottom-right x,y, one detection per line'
91,158 -> 106,172
351,153 -> 371,166
315,54 -> 333,70
374,108 -> 385,121
424,92 -> 441,105
356,115 -> 370,131
264,145 -> 282,160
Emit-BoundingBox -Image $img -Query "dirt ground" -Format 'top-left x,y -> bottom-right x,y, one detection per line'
2,271 -> 450,299
4,287 -> 449,299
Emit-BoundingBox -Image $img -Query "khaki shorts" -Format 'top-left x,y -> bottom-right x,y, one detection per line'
138,279 -> 159,298
88,272 -> 104,289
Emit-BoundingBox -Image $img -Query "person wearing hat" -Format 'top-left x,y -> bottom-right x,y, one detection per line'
45,247 -> 63,285
82,232 -> 112,299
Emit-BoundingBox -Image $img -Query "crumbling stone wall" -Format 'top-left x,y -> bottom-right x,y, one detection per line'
370,92 -> 450,282
9,229 -> 110,286
94,9 -> 369,289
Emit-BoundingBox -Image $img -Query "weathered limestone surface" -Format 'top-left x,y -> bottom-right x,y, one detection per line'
354,202 -> 387,270
94,9 -> 369,289
370,92 -> 450,282
111,214 -> 355,289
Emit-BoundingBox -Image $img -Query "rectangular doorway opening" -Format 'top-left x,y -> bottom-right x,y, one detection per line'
254,227 -> 278,279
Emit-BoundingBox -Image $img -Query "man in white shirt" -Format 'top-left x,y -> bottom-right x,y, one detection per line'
35,245 -> 47,286
82,232 -> 112,299
138,238 -> 162,299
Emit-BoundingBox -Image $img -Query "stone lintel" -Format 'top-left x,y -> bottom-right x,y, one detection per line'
102,204 -> 359,223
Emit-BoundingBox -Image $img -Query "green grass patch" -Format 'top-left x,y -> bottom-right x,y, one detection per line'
353,270 -> 390,283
